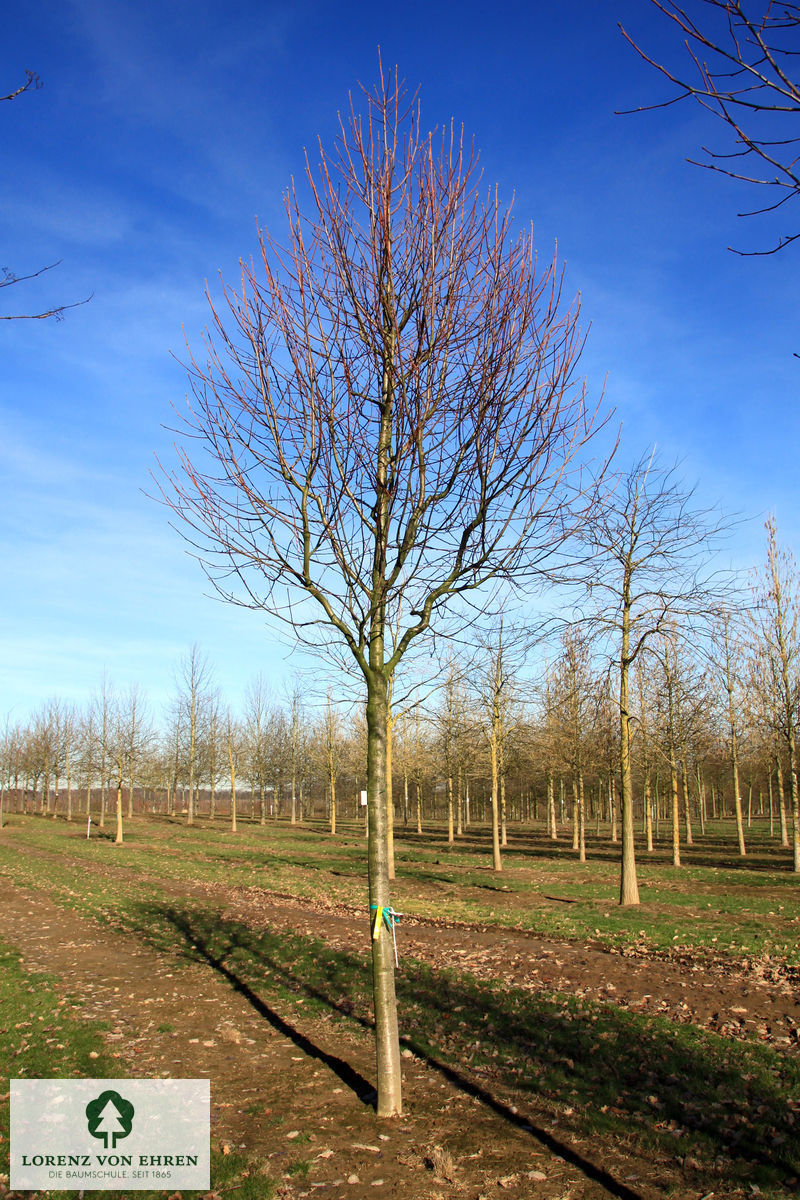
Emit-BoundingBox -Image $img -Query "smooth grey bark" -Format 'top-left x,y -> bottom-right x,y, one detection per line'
366,673 -> 402,1117
619,593 -> 640,902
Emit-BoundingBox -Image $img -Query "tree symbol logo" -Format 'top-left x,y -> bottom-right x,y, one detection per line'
85,1090 -> 135,1149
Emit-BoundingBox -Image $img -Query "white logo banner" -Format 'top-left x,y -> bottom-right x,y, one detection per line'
11,1078 -> 210,1191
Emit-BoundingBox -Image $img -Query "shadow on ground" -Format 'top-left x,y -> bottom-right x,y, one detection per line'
127,901 -> 800,1197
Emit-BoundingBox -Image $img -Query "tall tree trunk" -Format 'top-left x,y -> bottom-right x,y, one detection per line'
114,777 -> 124,845
330,774 -> 336,836
228,735 -> 237,834
670,756 -> 681,867
366,673 -> 402,1117
456,769 -> 463,837
187,696 -> 196,826
578,771 -> 586,864
618,607 -> 640,904
721,622 -> 745,854
547,770 -> 557,840
644,770 -> 653,852
490,732 -> 502,872
788,727 -> 800,874
682,759 -> 694,846
66,752 -> 73,822
697,764 -> 706,836
386,699 -> 395,878
776,752 -> 789,847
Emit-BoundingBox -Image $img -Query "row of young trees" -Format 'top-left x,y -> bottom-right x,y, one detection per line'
8,1 -> 799,1120
0,658 -> 320,839
3,509 -> 799,879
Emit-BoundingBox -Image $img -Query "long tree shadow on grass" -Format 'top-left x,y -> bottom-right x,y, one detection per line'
131,902 -> 800,1197
139,905 -> 645,1200
153,906 -> 375,1104
393,826 -> 797,874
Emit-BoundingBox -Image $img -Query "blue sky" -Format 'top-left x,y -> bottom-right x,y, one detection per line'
2,0 -> 797,720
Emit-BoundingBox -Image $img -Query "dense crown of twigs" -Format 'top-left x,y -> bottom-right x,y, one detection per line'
621,1 -> 800,253
578,452 -> 734,658
163,69 -> 601,680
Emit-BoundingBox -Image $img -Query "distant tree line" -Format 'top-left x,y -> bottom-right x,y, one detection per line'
2,511 -> 798,878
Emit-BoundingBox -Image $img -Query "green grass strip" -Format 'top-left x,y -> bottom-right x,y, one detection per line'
0,939 -> 273,1200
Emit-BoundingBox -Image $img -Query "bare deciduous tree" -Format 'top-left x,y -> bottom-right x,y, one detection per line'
633,656 -> 657,851
159,67 -> 604,1116
473,622 -> 527,870
749,516 -> 800,871
434,657 -> 469,846
175,646 -> 214,826
707,609 -> 749,854
553,626 -> 595,863
620,1 -> 800,254
61,703 -> 78,822
226,711 -> 244,832
0,718 -> 22,828
285,680 -> 306,826
318,692 -> 344,835
579,450 -> 730,904
203,691 -> 223,820
244,674 -> 271,825
656,631 -> 689,867
91,675 -> 115,829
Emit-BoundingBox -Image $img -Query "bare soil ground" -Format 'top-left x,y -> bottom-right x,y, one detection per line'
3,864 -> 799,1200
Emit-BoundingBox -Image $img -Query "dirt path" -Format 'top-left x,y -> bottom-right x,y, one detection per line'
218,883 -> 800,1053
2,873 -> 798,1200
